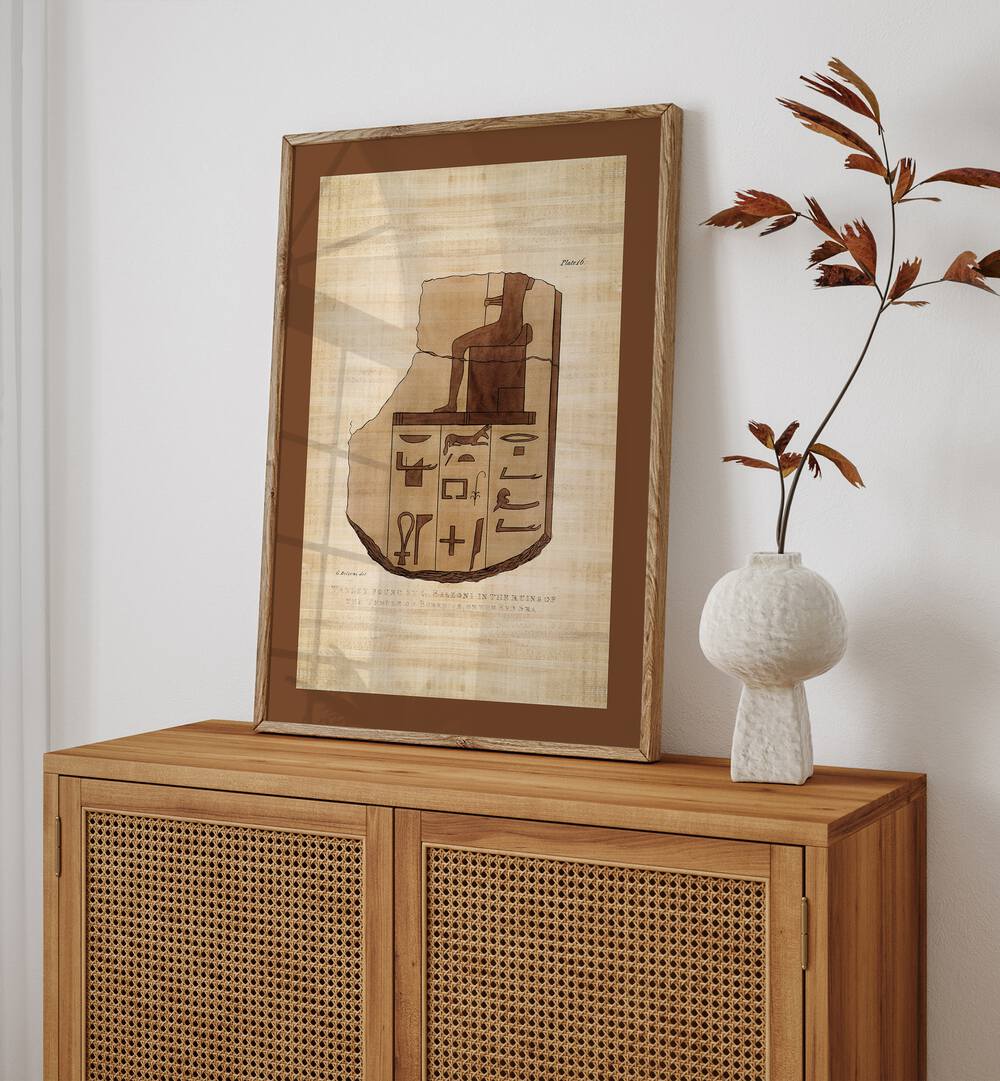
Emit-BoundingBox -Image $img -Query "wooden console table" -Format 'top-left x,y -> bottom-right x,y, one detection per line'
44,720 -> 925,1080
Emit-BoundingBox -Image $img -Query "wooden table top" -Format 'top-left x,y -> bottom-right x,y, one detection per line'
45,720 -> 925,847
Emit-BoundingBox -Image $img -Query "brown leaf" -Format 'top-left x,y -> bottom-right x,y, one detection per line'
943,251 -> 997,294
722,455 -> 778,471
977,249 -> 1000,278
801,72 -> 878,125
748,421 -> 775,449
899,196 -> 941,203
808,238 -> 848,266
735,190 -> 795,217
774,421 -> 800,455
922,168 -> 1000,190
778,452 -> 803,477
804,196 -> 840,240
892,300 -> 929,307
828,58 -> 881,128
840,219 -> 878,279
777,98 -> 882,166
845,153 -> 888,179
761,213 -> 798,236
807,453 -> 822,478
815,264 -> 872,288
702,205 -> 765,229
888,257 -> 922,301
893,158 -> 916,202
811,443 -> 864,487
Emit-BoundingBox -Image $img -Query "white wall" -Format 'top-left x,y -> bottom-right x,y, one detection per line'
46,1 -> 1000,1076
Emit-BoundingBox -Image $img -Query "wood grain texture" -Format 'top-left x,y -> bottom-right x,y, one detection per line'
421,810 -> 770,877
257,719 -> 651,761
769,845 -> 805,1081
43,774 -> 59,1081
56,777 -> 82,1081
45,720 -> 926,847
393,810 -> 422,1081
640,103 -> 682,762
805,793 -> 926,1080
365,806 -> 394,1081
283,103 -> 676,147
79,776 -> 366,835
253,134 -> 293,730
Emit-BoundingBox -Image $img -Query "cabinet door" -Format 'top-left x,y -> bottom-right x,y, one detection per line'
50,778 -> 392,1081
395,812 -> 802,1081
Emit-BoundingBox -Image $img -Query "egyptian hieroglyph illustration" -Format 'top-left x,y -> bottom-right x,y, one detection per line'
346,271 -> 561,582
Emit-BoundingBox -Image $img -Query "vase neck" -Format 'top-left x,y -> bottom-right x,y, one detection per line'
748,552 -> 802,568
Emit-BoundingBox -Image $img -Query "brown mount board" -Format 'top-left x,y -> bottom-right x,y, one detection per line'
255,104 -> 682,760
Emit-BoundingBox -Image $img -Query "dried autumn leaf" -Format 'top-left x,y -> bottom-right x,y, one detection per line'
977,249 -> 1000,278
748,421 -> 775,448
779,452 -> 803,477
808,239 -> 848,266
702,190 -> 797,230
777,98 -> 882,167
815,264 -> 871,288
774,421 -> 800,455
804,196 -> 840,240
810,443 -> 864,487
807,453 -> 822,478
735,190 -> 795,217
828,57 -> 881,129
921,168 -> 1000,190
899,196 -> 941,204
801,72 -> 878,125
761,213 -> 798,236
888,257 -> 922,301
943,251 -> 997,294
893,158 -> 916,202
840,220 -> 878,279
722,455 -> 778,471
892,300 -> 929,307
702,205 -> 765,229
845,153 -> 888,179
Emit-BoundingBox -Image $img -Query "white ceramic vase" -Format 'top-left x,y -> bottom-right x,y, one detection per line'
699,553 -> 846,785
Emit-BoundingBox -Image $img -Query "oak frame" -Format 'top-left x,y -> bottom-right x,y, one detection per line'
254,104 -> 683,761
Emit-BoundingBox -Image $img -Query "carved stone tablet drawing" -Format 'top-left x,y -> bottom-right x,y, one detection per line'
346,271 -> 561,582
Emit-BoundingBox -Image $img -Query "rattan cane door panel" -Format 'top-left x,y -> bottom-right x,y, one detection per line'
56,779 -> 392,1081
395,812 -> 803,1081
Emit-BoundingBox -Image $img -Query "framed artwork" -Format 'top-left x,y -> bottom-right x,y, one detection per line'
254,104 -> 682,761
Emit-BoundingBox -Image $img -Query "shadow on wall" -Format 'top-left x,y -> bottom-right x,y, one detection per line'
660,107 -> 737,756
849,578 -> 1000,1068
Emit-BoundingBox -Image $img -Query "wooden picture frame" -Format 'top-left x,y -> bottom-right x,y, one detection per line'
255,104 -> 682,761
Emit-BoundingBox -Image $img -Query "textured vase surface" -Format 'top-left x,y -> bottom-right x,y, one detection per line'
699,553 -> 847,785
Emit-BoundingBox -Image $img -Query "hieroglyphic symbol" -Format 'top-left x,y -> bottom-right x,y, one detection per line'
469,518 -> 485,569
399,433 -> 430,444
472,471 -> 487,504
500,433 -> 538,443
443,424 -> 490,456
439,525 -> 465,556
500,465 -> 542,481
493,488 -> 540,512
457,453 -> 476,462
441,478 -> 469,500
495,519 -> 541,532
395,513 -> 415,566
394,512 -> 433,566
395,452 -> 436,487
